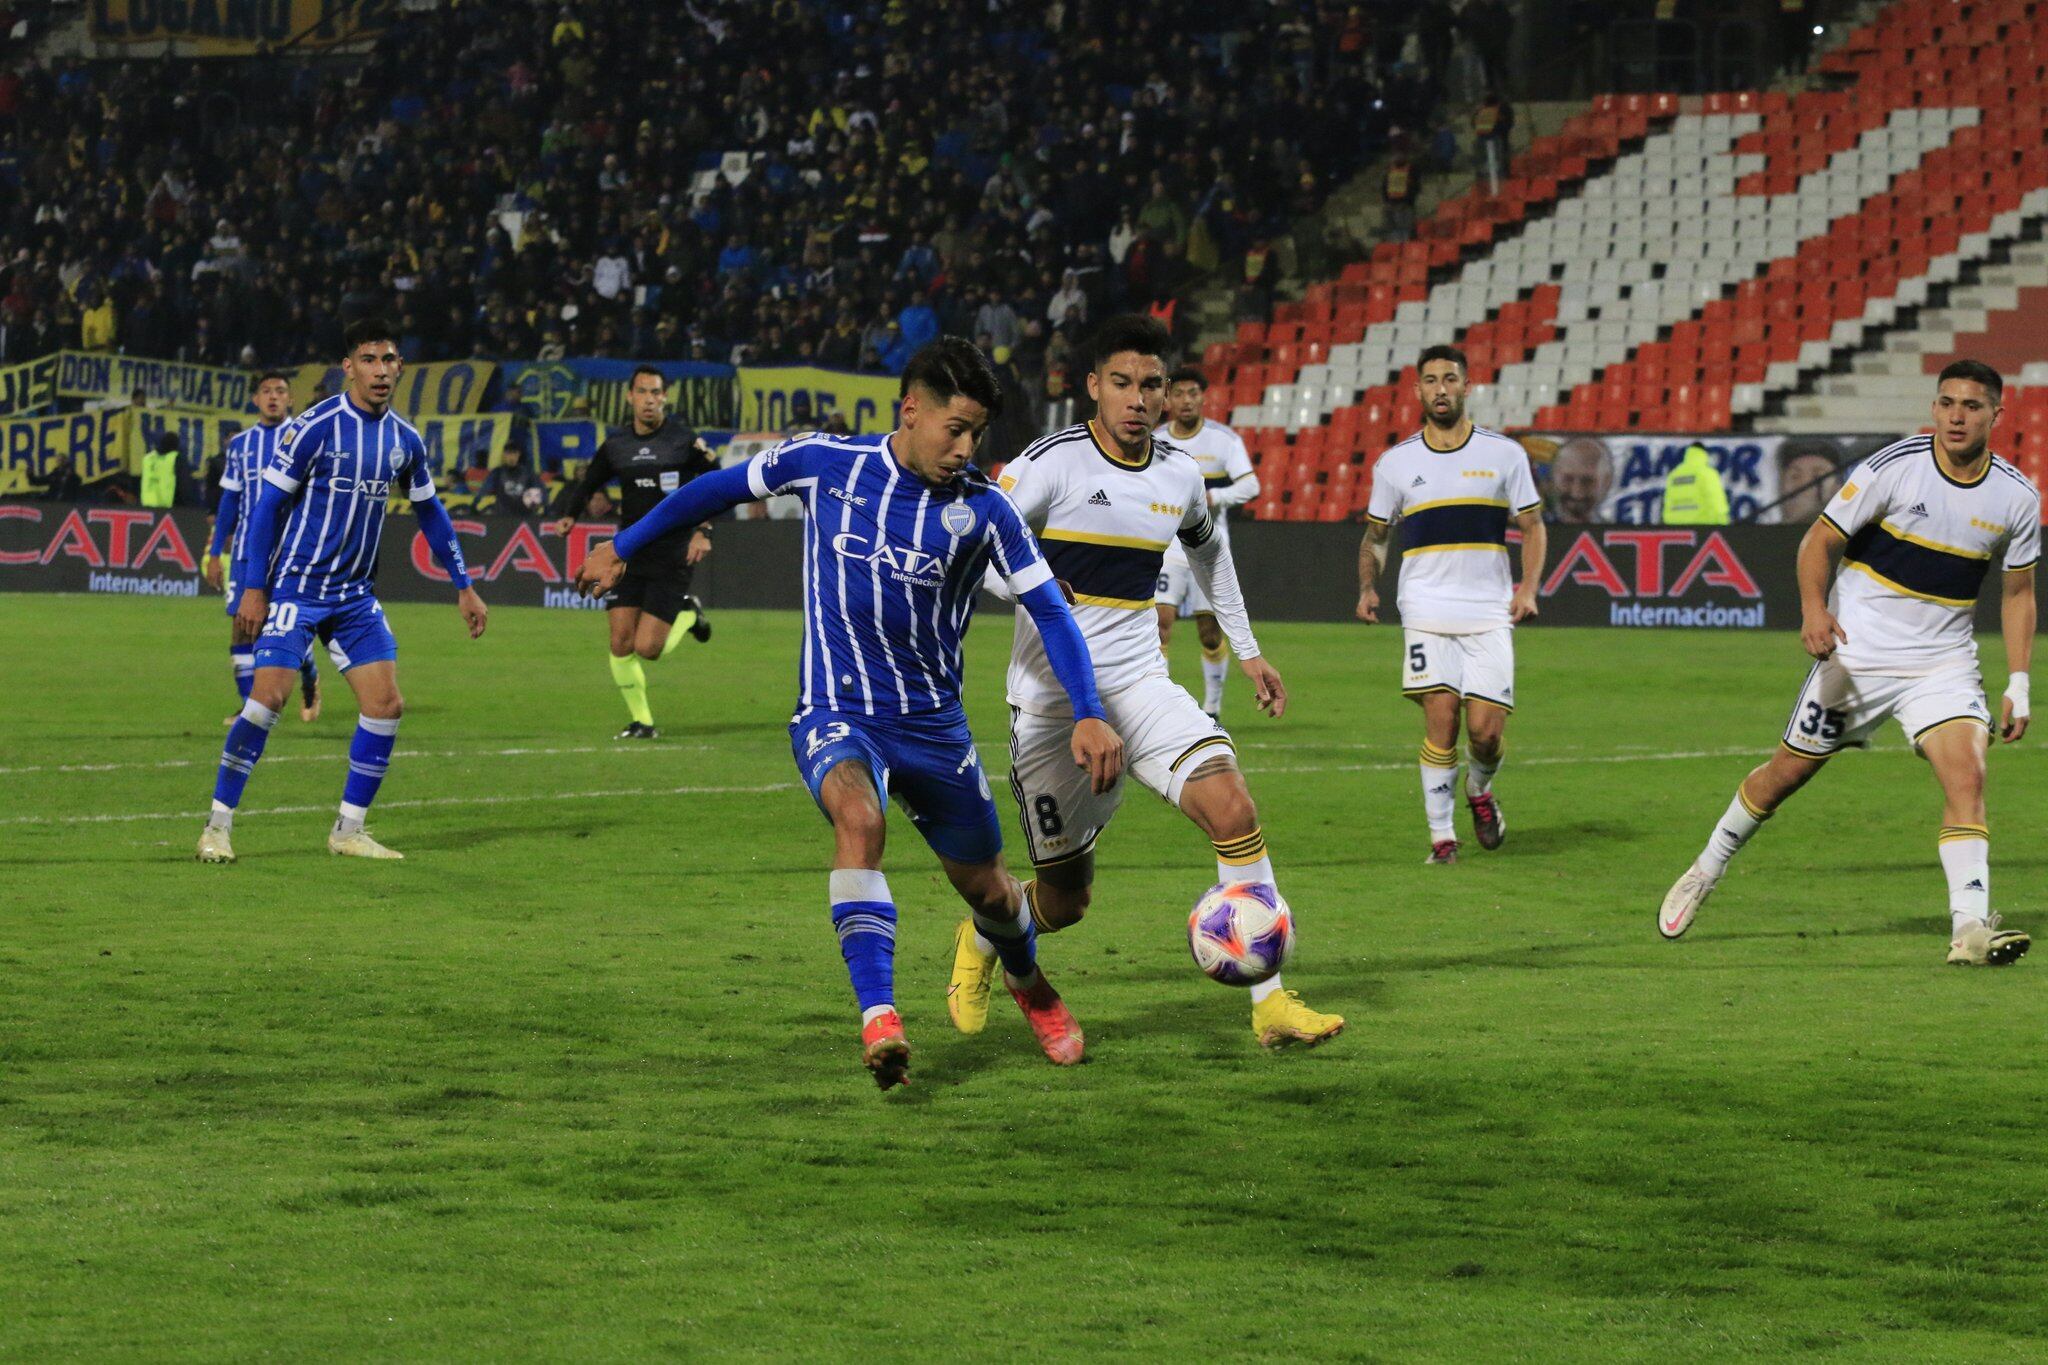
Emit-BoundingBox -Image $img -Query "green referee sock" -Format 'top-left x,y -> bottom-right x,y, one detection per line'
609,652 -> 654,728
658,609 -> 696,660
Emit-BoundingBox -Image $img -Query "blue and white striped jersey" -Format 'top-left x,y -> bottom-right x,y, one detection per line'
216,419 -> 285,566
746,432 -> 1052,716
259,392 -> 438,604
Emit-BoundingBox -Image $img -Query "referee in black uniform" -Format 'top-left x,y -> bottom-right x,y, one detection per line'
552,365 -> 718,739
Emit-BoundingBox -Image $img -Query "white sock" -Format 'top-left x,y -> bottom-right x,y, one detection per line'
1466,747 -> 1502,797
1420,742 -> 1458,841
208,799 -> 234,831
860,1004 -> 895,1024
1938,827 -> 1990,934
1214,837 -> 1284,1002
1200,645 -> 1227,714
335,801 -> 368,838
1249,974 -> 1284,1003
1697,787 -> 1768,879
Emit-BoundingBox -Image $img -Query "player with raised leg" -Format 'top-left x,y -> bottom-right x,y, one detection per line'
1659,360 -> 2037,965
551,365 -> 716,739
1355,345 -> 1546,864
955,315 -> 1343,1050
195,319 -> 488,864
575,339 -> 1122,1089
202,371 -> 323,725
1154,367 -> 1259,720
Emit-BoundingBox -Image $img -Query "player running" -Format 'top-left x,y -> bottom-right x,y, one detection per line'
1154,366 -> 1259,720
956,314 -> 1344,1050
1355,344 -> 1547,864
575,338 -> 1122,1090
202,371 -> 322,725
196,319 -> 488,864
551,365 -> 716,739
1659,360 -> 2037,966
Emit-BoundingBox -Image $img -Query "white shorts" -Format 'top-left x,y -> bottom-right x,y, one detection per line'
1780,658 -> 1989,758
1007,674 -> 1231,866
1401,627 -> 1515,712
1155,556 -> 1211,617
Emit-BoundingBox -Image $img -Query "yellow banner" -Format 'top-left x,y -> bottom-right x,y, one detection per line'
736,365 -> 900,435
0,355 -> 60,416
55,350 -> 254,411
88,0 -> 394,55
0,409 -> 135,487
289,359 -> 497,417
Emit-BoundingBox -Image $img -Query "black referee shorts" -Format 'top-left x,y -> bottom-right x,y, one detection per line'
604,554 -> 695,623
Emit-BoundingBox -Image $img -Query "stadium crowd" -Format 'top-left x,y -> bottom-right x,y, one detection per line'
0,0 -> 1459,397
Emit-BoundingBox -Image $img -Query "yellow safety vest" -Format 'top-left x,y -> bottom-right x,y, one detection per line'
140,449 -> 180,508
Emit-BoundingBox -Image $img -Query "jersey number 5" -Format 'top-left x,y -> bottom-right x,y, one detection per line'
1408,643 -> 1427,674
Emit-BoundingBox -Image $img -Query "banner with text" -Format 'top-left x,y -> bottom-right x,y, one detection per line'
1,409 -> 137,489
736,365 -> 900,435
56,351 -> 254,412
1514,432 -> 1896,525
503,358 -> 735,430
88,0 -> 396,55
0,355 -> 60,417
287,359 -> 499,417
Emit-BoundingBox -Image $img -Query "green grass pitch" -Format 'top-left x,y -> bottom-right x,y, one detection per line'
2,594 -> 2044,1358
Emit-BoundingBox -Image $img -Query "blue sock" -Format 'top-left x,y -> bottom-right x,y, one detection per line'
337,715 -> 400,832
974,888 -> 1038,981
231,645 -> 255,702
213,698 -> 279,811
829,869 -> 897,1013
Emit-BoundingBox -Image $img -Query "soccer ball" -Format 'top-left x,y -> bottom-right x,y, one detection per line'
1187,881 -> 1294,987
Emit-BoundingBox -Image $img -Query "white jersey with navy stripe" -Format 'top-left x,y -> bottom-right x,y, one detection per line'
216,419 -> 285,567
1366,425 -> 1541,633
999,422 -> 1216,716
745,431 -> 1051,717
260,393 -> 438,604
1820,436 -> 2040,676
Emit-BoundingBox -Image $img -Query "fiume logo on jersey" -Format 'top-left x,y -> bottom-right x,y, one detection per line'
940,502 -> 976,536
830,533 -> 946,586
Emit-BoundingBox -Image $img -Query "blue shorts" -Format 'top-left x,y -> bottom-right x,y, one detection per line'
253,594 -> 397,673
789,707 -> 1003,865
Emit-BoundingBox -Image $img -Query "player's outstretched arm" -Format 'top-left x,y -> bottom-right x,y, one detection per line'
1999,564 -> 2034,742
576,461 -> 759,597
1511,509 -> 1547,621
1017,579 -> 1124,792
411,492 -> 485,639
1797,518 -> 1849,660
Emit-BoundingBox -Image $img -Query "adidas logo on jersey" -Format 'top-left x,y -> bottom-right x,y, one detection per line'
1964,878 -> 1986,892
1088,489 -> 1112,507
1411,475 -> 1427,488
1906,501 -> 1929,517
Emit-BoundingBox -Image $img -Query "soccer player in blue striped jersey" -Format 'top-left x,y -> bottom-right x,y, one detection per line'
576,338 -> 1124,1090
196,319 -> 488,865
203,371 -> 323,724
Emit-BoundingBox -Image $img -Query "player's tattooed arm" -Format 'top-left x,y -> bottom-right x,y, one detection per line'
1797,516 -> 1849,660
1355,519 -> 1391,622
1511,508 -> 1546,622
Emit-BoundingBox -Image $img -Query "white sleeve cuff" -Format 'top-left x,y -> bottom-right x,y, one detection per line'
261,468 -> 300,494
1006,560 -> 1053,595
746,452 -> 773,500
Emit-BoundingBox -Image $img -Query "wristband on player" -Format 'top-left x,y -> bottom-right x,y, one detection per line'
2004,671 -> 2030,719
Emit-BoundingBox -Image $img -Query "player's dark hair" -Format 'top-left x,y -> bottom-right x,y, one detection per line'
1418,344 -> 1467,374
900,336 -> 1004,418
630,364 -> 666,389
1166,366 -> 1208,390
254,370 -> 292,388
1937,357 -> 2002,400
1088,313 -> 1173,372
343,316 -> 398,355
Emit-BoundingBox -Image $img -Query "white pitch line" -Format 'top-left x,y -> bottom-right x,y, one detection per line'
0,740 -> 725,777
5,782 -> 799,827
6,744 -> 1782,829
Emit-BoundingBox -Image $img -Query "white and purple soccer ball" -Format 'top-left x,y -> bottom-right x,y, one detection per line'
1187,881 -> 1294,987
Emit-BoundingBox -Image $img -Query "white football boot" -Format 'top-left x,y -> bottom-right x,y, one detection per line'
196,825 -> 236,863
1946,914 -> 2030,966
1658,863 -> 1717,939
328,827 -> 404,859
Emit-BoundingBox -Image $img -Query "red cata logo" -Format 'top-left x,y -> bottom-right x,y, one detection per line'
1540,529 -> 1760,599
0,506 -> 197,571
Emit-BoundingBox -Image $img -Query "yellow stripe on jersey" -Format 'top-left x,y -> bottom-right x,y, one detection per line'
1405,542 -> 1510,556
1878,520 -> 1992,560
1070,592 -> 1155,610
1040,527 -> 1171,552
1841,558 -> 1976,607
1403,496 -> 1511,515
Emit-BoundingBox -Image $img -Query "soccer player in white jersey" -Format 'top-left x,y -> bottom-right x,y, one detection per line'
202,371 -> 323,725
1356,345 -> 1547,863
196,319 -> 488,864
953,314 -> 1345,1050
1659,360 -> 2038,966
1154,366 -> 1260,719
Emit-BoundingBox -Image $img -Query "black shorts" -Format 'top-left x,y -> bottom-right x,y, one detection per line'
605,555 -> 695,623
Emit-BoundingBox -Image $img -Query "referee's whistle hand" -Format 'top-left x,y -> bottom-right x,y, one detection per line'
1071,717 -> 1123,794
